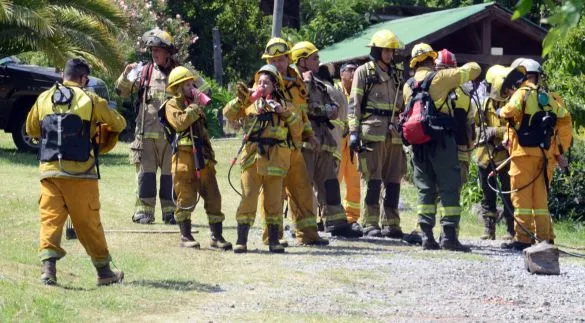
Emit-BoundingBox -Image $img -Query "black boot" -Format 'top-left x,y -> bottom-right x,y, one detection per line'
480,217 -> 496,240
440,226 -> 471,252
132,212 -> 154,224
362,225 -> 382,238
420,223 -> 440,250
40,258 -> 57,285
178,220 -> 200,248
501,240 -> 531,251
268,224 -> 285,253
162,212 -> 176,225
381,226 -> 404,239
234,223 -> 250,254
96,263 -> 124,286
328,222 -> 364,238
209,222 -> 232,250
502,215 -> 515,240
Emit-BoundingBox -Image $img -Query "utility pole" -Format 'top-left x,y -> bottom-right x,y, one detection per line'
212,27 -> 223,86
271,0 -> 284,37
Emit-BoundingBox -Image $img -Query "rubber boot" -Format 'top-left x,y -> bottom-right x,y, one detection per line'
132,212 -> 154,224
420,223 -> 440,250
209,222 -> 232,250
501,240 -> 531,251
162,212 -> 176,225
297,227 -> 329,246
381,226 -> 404,239
268,224 -> 285,253
40,258 -> 57,285
178,220 -> 200,248
480,217 -> 496,240
234,223 -> 250,254
440,226 -> 471,252
96,264 -> 124,286
362,225 -> 382,238
502,215 -> 515,240
328,222 -> 363,238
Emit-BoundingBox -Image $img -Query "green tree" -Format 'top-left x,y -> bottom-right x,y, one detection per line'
543,21 -> 585,127
283,0 -> 385,49
0,0 -> 128,74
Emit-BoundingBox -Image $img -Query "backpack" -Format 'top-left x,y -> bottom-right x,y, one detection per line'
399,72 -> 456,146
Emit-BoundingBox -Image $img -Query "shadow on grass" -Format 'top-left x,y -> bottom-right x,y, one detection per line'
129,279 -> 224,292
0,147 -> 38,166
468,244 -> 522,257
59,284 -> 96,292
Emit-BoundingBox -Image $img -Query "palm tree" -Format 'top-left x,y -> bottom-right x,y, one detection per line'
0,0 -> 128,74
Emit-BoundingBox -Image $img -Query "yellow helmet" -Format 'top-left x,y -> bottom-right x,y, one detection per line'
485,65 -> 525,101
254,64 -> 284,93
409,43 -> 438,68
262,37 -> 292,59
367,29 -> 403,49
291,41 -> 319,64
142,28 -> 176,53
166,66 -> 195,93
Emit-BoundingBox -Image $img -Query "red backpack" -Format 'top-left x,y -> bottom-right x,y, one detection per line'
399,72 -> 455,145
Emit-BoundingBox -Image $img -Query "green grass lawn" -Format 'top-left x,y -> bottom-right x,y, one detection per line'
1,132 -> 584,322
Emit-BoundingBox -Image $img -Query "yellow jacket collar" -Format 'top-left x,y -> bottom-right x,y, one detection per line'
63,80 -> 82,87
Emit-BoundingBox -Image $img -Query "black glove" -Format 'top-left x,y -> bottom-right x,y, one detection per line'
481,127 -> 497,144
349,132 -> 360,152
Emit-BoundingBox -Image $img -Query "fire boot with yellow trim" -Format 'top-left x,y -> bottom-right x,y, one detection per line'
177,219 -> 200,248
209,222 -> 232,250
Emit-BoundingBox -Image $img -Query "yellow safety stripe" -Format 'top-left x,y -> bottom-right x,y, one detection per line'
458,151 -> 470,162
439,206 -> 461,216
330,119 -> 345,128
240,154 -> 256,170
266,166 -> 287,177
367,102 -> 393,110
295,217 -> 317,230
391,137 -> 402,145
514,208 -> 533,215
360,157 -> 370,181
352,87 -> 364,96
236,213 -> 256,225
207,213 -> 225,224
327,212 -> 347,221
348,117 -> 360,129
417,204 -> 437,214
135,205 -> 155,214
483,211 -> 497,218
143,132 -> 160,139
161,206 -> 176,213
344,200 -> 361,210
286,113 -> 300,126
380,218 -> 400,226
533,209 -> 549,216
459,68 -> 470,84
361,133 -> 386,142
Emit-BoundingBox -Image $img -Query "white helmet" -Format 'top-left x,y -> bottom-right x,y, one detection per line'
510,58 -> 542,74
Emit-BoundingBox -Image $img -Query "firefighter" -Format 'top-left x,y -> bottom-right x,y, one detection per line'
257,37 -> 329,246
291,41 -> 363,238
499,59 -> 572,250
348,30 -> 407,238
404,43 -> 481,252
116,28 -> 210,225
434,49 -> 476,185
26,58 -> 126,286
474,65 -> 518,240
335,63 -> 362,228
223,64 -> 303,253
162,66 -> 232,250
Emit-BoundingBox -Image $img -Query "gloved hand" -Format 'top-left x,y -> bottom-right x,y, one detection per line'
495,108 -> 502,117
479,127 -> 497,143
349,132 -> 360,152
236,81 -> 250,105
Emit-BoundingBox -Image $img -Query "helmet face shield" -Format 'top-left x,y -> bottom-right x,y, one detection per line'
265,42 -> 289,57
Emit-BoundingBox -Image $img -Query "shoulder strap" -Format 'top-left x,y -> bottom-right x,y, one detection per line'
420,71 -> 437,91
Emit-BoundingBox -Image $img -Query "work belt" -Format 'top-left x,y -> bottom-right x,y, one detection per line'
248,137 -> 285,159
308,115 -> 335,129
364,108 -> 392,116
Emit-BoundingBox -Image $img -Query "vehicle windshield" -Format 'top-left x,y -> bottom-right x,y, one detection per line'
0,56 -> 22,65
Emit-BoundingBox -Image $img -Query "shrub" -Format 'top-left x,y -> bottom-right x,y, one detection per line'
549,132 -> 585,222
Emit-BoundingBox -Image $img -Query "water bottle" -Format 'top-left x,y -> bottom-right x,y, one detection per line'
191,88 -> 211,106
126,62 -> 144,83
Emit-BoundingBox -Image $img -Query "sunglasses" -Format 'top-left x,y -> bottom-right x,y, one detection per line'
265,42 -> 289,56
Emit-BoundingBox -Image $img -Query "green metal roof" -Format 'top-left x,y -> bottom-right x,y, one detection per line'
319,2 -> 494,64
